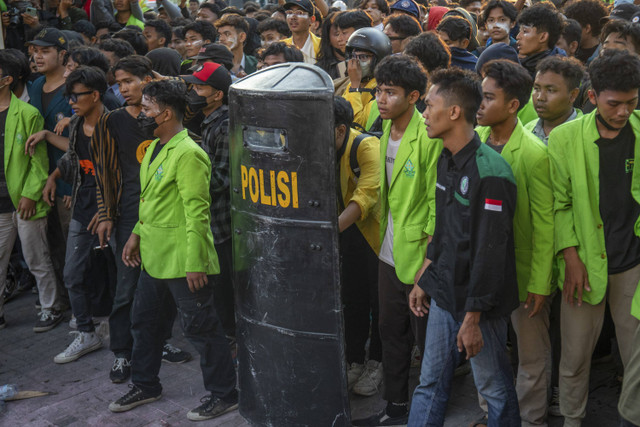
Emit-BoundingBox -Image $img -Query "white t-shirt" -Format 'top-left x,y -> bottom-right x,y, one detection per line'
300,34 -> 316,64
379,135 -> 402,266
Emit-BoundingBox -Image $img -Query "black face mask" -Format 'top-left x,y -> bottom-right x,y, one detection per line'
137,111 -> 160,134
186,89 -> 208,112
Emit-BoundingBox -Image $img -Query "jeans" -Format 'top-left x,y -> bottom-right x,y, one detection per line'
213,238 -> 236,338
408,300 -> 520,427
64,219 -> 100,332
131,271 -> 236,398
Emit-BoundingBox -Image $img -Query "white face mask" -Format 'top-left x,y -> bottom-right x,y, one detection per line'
360,60 -> 372,78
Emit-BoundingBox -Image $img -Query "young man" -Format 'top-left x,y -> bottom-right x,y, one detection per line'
109,80 -> 238,422
526,56 -> 584,145
215,14 -> 258,78
281,0 -> 321,64
383,14 -> 422,54
481,0 -> 517,50
181,62 -> 236,341
333,96 -> 382,397
197,3 -> 220,25
182,20 -> 217,73
556,19 -> 582,59
516,4 -> 565,79
142,19 -> 172,52
547,49 -> 640,427
334,10 -> 373,54
563,0 -> 608,65
408,66 -> 520,427
359,0 -> 389,31
257,18 -> 291,48
258,42 -> 304,69
475,59 -> 554,427
436,16 -> 477,72
352,55 -> 441,426
98,38 -> 136,107
92,56 -> 189,384
36,67 -> 108,362
600,19 -> 640,55
403,32 -> 451,77
0,51 -> 60,332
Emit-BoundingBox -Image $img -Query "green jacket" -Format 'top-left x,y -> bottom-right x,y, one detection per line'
133,129 -> 219,279
4,94 -> 49,220
477,120 -> 554,301
633,285 -> 640,320
380,108 -> 442,284
517,95 -> 538,125
548,110 -> 640,305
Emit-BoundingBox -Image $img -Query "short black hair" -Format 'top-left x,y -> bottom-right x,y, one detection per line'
535,55 -> 585,91
65,66 -> 108,100
0,50 -> 23,91
561,18 -> 582,48
261,41 -> 304,62
460,0 -> 480,7
73,19 -> 97,38
517,4 -> 564,48
184,20 -> 217,42
257,17 -> 291,37
482,0 -> 517,23
199,2 -> 220,17
404,32 -> 451,73
589,49 -> 640,93
374,54 -> 428,97
437,16 -> 471,42
335,10 -> 373,30
69,47 -> 110,74
334,96 -> 354,128
172,26 -> 185,40
482,59 -> 533,112
601,20 -> 640,53
113,29 -> 148,55
145,19 -> 172,47
113,55 -> 154,79
95,21 -> 123,34
142,80 -> 188,121
5,49 -> 30,89
98,38 -> 136,60
383,14 -> 422,39
563,0 -> 609,37
429,67 -> 482,124
357,0 -> 390,15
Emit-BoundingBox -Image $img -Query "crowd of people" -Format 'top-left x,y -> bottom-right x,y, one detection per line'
1,0 -> 640,424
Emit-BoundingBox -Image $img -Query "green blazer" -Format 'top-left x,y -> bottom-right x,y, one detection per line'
477,119 -> 554,301
133,129 -> 220,279
379,108 -> 442,284
548,110 -> 640,305
4,94 -> 49,220
633,285 -> 640,320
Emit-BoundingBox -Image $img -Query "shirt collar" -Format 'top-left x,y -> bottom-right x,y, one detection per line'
203,104 -> 228,126
444,133 -> 481,169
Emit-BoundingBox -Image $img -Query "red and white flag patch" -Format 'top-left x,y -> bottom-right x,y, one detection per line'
484,198 -> 502,212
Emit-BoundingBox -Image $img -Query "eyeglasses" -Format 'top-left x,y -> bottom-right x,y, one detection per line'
285,10 -> 309,17
69,91 -> 93,102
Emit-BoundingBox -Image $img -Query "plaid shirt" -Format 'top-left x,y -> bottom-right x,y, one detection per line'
200,105 -> 231,244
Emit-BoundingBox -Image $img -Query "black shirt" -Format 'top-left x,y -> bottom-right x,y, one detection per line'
486,139 -> 505,154
148,142 -> 164,164
419,134 -> 519,321
0,109 -> 14,213
596,123 -> 640,274
576,44 -> 599,65
72,127 -> 97,227
41,84 -> 65,113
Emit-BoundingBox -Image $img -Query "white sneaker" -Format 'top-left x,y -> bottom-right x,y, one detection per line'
347,362 -> 364,390
353,360 -> 383,397
54,331 -> 103,364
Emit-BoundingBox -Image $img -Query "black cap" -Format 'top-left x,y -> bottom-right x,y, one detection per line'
189,43 -> 234,71
283,0 -> 315,15
28,27 -> 69,50
609,3 -> 640,21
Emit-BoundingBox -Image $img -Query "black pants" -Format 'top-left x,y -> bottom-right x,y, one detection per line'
213,238 -> 236,338
341,224 -> 381,364
378,260 -> 426,404
131,271 -> 236,398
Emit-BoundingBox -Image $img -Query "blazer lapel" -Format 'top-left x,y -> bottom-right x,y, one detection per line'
4,95 -> 19,169
389,110 -> 417,190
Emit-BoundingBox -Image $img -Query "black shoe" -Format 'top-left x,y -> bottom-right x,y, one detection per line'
187,392 -> 239,421
352,409 -> 409,426
35,297 -> 41,309
108,384 -> 161,413
33,309 -> 62,332
161,343 -> 192,364
110,357 -> 131,383
0,316 -> 5,330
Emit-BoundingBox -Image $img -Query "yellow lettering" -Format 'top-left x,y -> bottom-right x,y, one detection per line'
249,167 -> 259,203
277,171 -> 290,208
270,170 -> 277,206
241,165 -> 248,200
259,169 -> 271,206
291,172 -> 298,208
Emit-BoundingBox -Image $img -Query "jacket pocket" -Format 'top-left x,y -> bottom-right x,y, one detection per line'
404,224 -> 427,242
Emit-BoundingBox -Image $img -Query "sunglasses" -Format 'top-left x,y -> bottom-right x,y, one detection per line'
69,91 -> 93,102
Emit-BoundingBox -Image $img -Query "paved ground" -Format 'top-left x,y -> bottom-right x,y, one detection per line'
0,290 -> 623,426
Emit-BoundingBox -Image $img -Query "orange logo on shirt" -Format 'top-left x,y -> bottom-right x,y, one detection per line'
136,140 -> 153,164
79,159 -> 95,176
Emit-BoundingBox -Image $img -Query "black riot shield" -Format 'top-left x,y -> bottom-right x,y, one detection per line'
228,63 -> 350,426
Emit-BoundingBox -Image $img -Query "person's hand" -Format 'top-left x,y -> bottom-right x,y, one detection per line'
1,12 -> 10,29
58,0 -> 72,15
186,272 -> 208,293
457,312 -> 483,359
62,195 -> 72,209
25,130 -> 48,155
151,70 -> 168,80
42,176 -> 57,207
414,258 -> 431,286
17,197 -> 36,220
563,247 -> 591,306
122,233 -> 141,267
87,212 -> 100,234
347,58 -> 362,88
21,12 -> 39,28
95,220 -> 113,248
524,292 -> 546,318
409,284 -> 429,318
54,117 -> 70,135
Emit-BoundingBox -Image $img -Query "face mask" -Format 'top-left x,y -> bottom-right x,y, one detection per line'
137,111 -> 161,134
186,89 -> 209,112
359,60 -> 372,78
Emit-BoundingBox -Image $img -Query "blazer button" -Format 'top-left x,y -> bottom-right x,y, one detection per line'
597,224 -> 602,229
140,221 -> 144,225
141,198 -> 144,202
601,253 -> 606,259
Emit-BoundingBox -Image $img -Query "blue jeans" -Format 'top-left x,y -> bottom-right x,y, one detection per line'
408,300 -> 520,427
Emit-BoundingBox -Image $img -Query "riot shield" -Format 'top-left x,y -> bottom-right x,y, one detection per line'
229,63 -> 350,426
